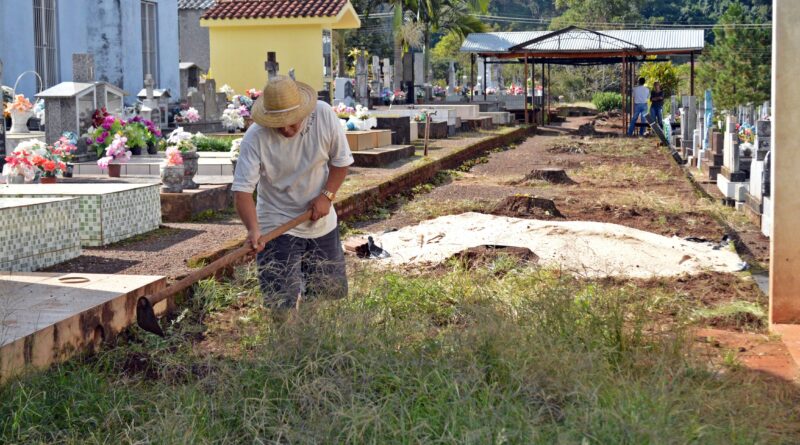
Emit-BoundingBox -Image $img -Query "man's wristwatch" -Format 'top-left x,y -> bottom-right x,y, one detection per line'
321,189 -> 336,201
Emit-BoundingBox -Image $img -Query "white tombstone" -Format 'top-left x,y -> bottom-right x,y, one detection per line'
334,77 -> 355,106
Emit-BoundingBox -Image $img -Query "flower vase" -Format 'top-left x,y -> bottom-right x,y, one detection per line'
40,175 -> 57,184
181,150 -> 200,189
108,163 -> 122,178
63,163 -> 74,178
9,109 -> 33,134
147,141 -> 158,155
160,164 -> 184,193
6,174 -> 25,184
131,146 -> 143,156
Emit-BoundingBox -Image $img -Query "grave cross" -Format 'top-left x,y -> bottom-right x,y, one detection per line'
265,52 -> 279,78
144,74 -> 155,101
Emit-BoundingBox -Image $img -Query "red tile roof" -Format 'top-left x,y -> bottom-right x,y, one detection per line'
202,0 -> 348,20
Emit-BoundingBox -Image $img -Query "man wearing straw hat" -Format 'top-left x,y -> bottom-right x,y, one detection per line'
233,75 -> 353,309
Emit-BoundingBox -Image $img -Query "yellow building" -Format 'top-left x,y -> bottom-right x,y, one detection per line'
201,0 -> 360,95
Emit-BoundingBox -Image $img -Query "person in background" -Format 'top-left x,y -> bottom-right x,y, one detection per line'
650,82 -> 665,128
627,77 -> 650,136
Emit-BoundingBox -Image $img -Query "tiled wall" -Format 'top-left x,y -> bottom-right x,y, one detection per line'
2,185 -> 162,246
0,198 -> 82,271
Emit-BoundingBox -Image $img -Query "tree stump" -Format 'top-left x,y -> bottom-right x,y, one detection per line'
492,195 -> 564,218
522,168 -> 575,184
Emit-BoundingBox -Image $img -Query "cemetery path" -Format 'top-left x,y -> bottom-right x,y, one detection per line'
44,215 -> 243,281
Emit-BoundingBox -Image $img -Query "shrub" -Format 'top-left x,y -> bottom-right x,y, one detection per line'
192,136 -> 232,152
592,92 -> 623,112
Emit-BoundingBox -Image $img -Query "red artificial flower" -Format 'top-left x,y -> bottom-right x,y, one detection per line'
31,155 -> 46,166
43,160 -> 56,172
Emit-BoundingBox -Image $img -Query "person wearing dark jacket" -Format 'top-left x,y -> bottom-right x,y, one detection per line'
650,82 -> 665,127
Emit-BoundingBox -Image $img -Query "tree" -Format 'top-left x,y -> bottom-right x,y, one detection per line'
638,61 -> 681,97
697,2 -> 771,110
550,0 -> 645,29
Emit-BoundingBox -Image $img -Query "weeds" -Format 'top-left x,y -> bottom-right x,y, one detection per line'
2,262 -> 799,444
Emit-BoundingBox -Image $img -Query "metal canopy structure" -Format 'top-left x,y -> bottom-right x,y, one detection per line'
460,26 -> 706,129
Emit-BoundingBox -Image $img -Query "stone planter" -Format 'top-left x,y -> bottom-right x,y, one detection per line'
181,150 -> 200,189
160,164 -> 184,193
9,109 -> 32,134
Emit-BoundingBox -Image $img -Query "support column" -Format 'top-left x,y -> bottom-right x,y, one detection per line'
483,56 -> 487,101
690,52 -> 695,97
540,62 -> 545,125
770,0 -> 800,323
470,54 -> 475,103
621,57 -> 627,133
523,55 -> 529,124
531,61 -> 536,125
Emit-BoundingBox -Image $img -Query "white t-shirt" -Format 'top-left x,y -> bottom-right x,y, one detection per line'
231,100 -> 354,238
633,85 -> 650,104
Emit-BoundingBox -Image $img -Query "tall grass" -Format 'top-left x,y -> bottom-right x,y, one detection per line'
2,262 -> 799,444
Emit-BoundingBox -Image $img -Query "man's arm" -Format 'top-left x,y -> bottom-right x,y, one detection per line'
235,191 -> 265,252
309,165 -> 348,221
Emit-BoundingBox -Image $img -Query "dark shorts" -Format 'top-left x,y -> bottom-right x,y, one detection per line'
256,226 -> 348,309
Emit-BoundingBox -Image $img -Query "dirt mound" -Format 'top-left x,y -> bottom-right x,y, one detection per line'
547,141 -> 588,154
518,168 -> 576,185
492,195 -> 564,219
575,122 -> 598,136
450,245 -> 539,271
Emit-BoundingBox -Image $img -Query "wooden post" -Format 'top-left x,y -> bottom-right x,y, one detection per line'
540,62 -> 545,125
621,57 -> 627,133
523,55 -> 529,124
483,56 -> 487,101
690,52 -> 695,97
531,61 -> 536,125
546,63 -> 551,125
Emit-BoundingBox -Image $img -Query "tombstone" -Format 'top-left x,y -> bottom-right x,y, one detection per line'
447,62 -> 456,95
762,150 -> 771,197
755,119 -> 771,160
382,58 -> 392,89
484,57 -> 493,90
201,78 -> 219,121
72,53 -> 95,83
136,78 -> 170,127
370,56 -> 381,97
179,62 -> 201,99
355,51 -> 368,107
36,83 -> 97,156
187,89 -> 205,120
413,52 -> 424,87
703,89 -> 713,152
265,51 -> 279,79
723,115 -> 741,173
334,77 -> 355,106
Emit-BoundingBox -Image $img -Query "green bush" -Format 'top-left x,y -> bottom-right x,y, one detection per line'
192,136 -> 232,152
592,92 -> 623,112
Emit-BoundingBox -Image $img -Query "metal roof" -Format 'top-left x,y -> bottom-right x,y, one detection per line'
461,28 -> 705,54
178,0 -> 216,9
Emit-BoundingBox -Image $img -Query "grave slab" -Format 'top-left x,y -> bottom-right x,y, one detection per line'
0,198 -> 81,271
717,174 -> 749,201
461,117 -> 495,131
0,272 -> 166,382
414,121 -> 448,139
376,116 -> 414,145
352,145 -> 415,168
345,130 -> 392,151
0,184 -> 162,246
161,184 -> 232,222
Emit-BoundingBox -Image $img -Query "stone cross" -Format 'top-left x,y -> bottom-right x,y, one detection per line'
144,74 -> 155,101
72,53 -> 95,83
265,52 -> 279,78
355,51 -> 368,106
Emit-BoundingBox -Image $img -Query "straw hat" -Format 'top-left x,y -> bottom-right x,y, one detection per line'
251,75 -> 317,128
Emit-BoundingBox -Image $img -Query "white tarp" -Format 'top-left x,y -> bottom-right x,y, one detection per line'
372,213 -> 743,279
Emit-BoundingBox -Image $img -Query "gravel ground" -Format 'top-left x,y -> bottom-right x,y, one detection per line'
44,215 -> 244,280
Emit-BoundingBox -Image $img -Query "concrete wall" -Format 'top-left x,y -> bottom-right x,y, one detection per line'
179,9 -> 210,71
0,0 -> 38,96
0,0 -> 178,104
208,24 -> 325,92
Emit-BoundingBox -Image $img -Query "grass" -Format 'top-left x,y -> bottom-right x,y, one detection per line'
2,262 -> 799,444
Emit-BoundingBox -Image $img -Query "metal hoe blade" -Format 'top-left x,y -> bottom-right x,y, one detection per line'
367,236 -> 391,259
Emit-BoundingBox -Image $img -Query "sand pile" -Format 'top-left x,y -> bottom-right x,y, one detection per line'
371,213 -> 743,278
